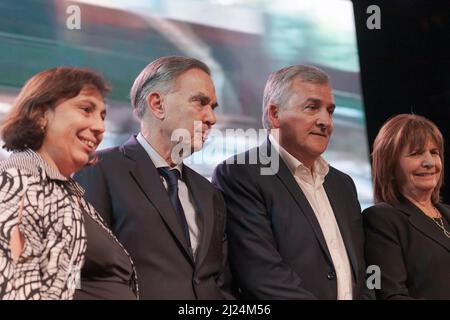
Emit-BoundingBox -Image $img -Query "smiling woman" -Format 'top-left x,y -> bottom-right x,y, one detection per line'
0,67 -> 138,300
37,86 -> 106,177
363,114 -> 450,300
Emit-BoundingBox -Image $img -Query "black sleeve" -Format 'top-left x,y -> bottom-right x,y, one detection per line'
213,190 -> 237,300
345,174 -> 375,300
363,206 -> 413,300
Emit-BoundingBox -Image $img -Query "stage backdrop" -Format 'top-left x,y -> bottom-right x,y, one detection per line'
0,0 -> 373,207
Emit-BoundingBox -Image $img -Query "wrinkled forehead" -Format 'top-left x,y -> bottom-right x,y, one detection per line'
288,79 -> 334,102
172,68 -> 214,88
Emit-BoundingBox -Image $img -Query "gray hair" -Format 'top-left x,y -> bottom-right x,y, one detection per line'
262,64 -> 330,129
130,56 -> 211,119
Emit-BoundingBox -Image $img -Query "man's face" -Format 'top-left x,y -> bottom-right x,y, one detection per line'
275,79 -> 335,166
161,68 -> 218,157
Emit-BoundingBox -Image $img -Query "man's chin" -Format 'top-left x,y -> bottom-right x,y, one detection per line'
307,147 -> 327,159
192,140 -> 206,152
312,142 -> 329,153
169,141 -> 195,163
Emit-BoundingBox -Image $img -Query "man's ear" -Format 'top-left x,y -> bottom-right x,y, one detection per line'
146,92 -> 165,119
268,104 -> 280,128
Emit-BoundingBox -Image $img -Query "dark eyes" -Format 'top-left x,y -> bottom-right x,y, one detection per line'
196,97 -> 211,107
81,106 -> 106,120
431,149 -> 440,155
200,97 -> 210,106
193,97 -> 217,109
305,105 -> 334,115
409,150 -> 440,156
81,106 -> 93,113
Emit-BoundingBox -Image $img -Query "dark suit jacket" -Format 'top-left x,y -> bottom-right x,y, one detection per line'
363,199 -> 450,300
212,139 -> 371,299
74,136 -> 234,300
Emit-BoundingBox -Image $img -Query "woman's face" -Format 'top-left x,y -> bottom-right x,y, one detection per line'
38,86 -> 106,177
396,138 -> 442,201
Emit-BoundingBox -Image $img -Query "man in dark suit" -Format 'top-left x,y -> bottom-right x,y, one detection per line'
75,56 -> 233,299
213,65 -> 372,299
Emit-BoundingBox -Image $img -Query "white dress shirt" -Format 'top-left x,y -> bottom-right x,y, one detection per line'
137,133 -> 200,259
269,134 -> 353,300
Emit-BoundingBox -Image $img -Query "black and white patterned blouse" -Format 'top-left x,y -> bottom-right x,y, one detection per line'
0,149 -> 138,300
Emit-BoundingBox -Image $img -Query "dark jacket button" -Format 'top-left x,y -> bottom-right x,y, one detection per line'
327,271 -> 336,280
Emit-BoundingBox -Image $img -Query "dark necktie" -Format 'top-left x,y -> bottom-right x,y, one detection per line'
158,167 -> 191,248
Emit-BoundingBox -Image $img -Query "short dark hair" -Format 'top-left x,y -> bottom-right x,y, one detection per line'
372,114 -> 445,204
130,56 -> 211,119
1,67 -> 110,151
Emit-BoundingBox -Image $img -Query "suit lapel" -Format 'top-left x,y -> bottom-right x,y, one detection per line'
259,139 -> 333,264
438,203 -> 450,226
121,136 -> 194,263
183,165 -> 214,267
396,200 -> 450,252
323,175 -> 360,282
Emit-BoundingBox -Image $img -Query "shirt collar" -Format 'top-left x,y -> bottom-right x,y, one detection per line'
269,134 -> 329,184
10,149 -> 85,196
136,132 -> 183,177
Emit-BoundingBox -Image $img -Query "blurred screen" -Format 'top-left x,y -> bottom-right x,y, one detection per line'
0,0 -> 373,207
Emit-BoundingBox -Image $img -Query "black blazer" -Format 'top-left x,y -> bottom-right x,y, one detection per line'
74,136 -> 234,300
363,199 -> 450,299
212,139 -> 372,299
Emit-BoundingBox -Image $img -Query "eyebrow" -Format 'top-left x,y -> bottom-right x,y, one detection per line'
305,98 -> 335,110
189,93 -> 219,108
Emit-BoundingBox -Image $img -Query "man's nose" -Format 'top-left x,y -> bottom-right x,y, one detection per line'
316,109 -> 332,128
205,105 -> 217,126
